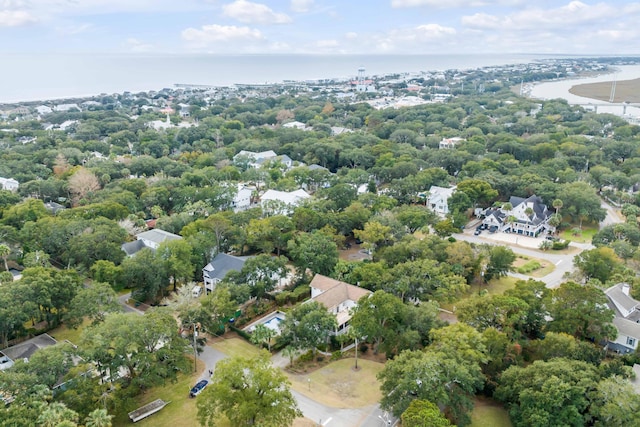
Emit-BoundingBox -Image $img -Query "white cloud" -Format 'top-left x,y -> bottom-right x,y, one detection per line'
345,31 -> 358,40
55,22 -> 93,35
182,24 -> 264,48
0,8 -> 36,26
291,0 -> 313,13
124,38 -> 154,52
222,0 -> 291,24
392,0 -> 484,7
462,1 -> 626,31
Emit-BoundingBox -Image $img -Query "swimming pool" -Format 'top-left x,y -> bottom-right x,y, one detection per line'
244,311 -> 286,335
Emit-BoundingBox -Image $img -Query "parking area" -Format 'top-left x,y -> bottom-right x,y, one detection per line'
465,226 -> 545,250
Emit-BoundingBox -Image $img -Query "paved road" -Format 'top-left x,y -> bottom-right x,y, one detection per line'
117,292 -> 145,315
454,232 -> 575,288
600,200 -> 624,228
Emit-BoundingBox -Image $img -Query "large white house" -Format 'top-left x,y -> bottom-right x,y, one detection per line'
426,185 -> 456,216
309,274 -> 371,335
481,195 -> 554,237
605,283 -> 640,354
260,189 -> 310,215
0,177 -> 19,192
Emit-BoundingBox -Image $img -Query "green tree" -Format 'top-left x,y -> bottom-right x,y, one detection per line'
200,287 -> 238,334
66,282 -> 122,329
504,280 -> 549,338
495,358 -> 600,427
394,205 -> 437,233
589,376 -> 640,427
90,260 -> 123,289
484,245 -> 515,281
546,281 -> 615,342
379,324 -> 487,426
574,246 -> 622,282
121,248 -> 167,302
250,323 -> 276,352
80,309 -> 189,389
196,351 -> 301,427
457,179 -> 498,208
557,181 -> 606,225
84,408 -> 113,427
287,230 -> 339,276
0,243 -> 9,271
280,301 -> 337,355
457,294 -> 529,338
158,239 -> 194,290
350,290 -> 407,355
401,400 -> 451,427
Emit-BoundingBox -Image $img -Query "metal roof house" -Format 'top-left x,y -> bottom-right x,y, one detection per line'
121,229 -> 182,257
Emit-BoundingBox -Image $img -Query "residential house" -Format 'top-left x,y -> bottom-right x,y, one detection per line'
234,150 -> 278,168
202,253 -> 248,293
439,137 -> 465,149
0,334 -> 58,371
309,274 -> 371,334
44,201 -> 66,215
426,185 -> 456,216
0,177 -> 19,192
481,195 -> 553,237
54,103 -> 80,112
605,283 -> 640,354
121,229 -> 182,257
260,189 -> 311,215
232,184 -> 253,212
282,121 -> 309,130
35,105 -> 53,115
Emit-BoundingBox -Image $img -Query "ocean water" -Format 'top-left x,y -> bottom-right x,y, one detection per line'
0,53 -> 545,103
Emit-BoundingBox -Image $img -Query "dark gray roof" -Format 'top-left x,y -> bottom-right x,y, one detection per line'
203,253 -> 248,281
121,240 -> 146,256
1,334 -> 57,361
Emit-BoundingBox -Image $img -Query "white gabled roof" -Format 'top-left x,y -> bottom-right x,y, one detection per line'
261,189 -> 310,205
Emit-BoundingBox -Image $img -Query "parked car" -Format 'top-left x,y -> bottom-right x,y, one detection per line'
488,225 -> 499,233
189,380 -> 208,398
474,229 -> 481,235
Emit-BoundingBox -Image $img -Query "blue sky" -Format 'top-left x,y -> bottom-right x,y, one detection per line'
1,0 -> 639,54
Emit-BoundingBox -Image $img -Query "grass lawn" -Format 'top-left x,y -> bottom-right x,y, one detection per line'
286,358 -> 384,408
111,360 -> 205,427
559,226 -> 598,243
470,396 -> 513,427
48,318 -> 91,346
512,256 -> 555,278
479,276 -> 518,296
210,337 -> 262,359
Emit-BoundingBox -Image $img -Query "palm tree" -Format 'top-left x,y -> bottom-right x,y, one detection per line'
85,409 -> 113,427
0,243 -> 9,272
552,199 -> 563,217
250,323 -> 276,352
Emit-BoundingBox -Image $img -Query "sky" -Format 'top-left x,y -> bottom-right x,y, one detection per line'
1,0 -> 639,55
